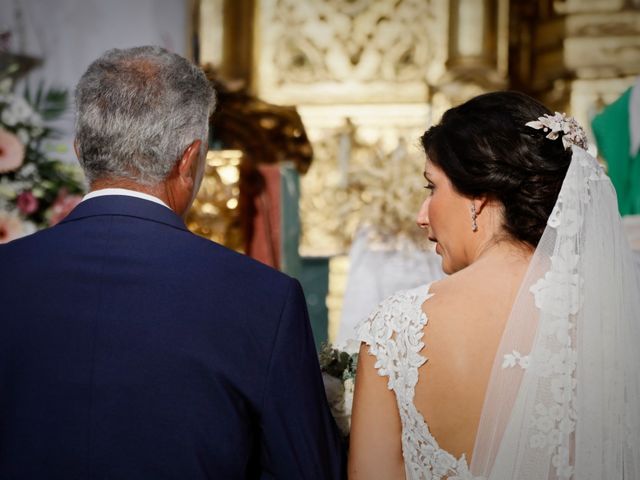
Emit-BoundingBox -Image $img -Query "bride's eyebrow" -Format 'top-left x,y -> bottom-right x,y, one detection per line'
423,171 -> 432,181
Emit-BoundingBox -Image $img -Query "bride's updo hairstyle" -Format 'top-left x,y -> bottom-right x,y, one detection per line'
421,91 -> 572,247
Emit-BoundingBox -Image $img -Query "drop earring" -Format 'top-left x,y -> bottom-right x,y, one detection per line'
471,205 -> 478,232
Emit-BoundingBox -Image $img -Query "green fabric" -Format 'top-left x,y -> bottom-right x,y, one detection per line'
279,164 -> 329,348
279,164 -> 301,277
592,88 -> 640,215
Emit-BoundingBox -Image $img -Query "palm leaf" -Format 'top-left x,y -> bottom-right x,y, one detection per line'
40,87 -> 68,121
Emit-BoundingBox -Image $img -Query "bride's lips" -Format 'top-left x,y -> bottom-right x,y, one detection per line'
429,237 -> 440,253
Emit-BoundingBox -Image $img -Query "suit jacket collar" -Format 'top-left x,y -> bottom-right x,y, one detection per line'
60,195 -> 189,232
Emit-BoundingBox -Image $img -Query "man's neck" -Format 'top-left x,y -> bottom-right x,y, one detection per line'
90,178 -> 173,210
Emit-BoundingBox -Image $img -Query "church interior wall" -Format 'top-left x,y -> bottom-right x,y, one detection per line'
2,0 -> 639,345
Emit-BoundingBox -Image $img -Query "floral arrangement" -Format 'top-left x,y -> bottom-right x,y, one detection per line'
0,75 -> 85,243
319,342 -> 359,437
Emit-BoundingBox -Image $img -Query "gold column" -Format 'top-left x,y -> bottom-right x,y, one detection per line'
186,150 -> 244,250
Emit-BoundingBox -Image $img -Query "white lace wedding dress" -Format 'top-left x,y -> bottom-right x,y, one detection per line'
356,284 -> 475,480
354,143 -> 640,480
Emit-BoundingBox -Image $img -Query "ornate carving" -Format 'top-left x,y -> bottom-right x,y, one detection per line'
297,107 -> 431,257
567,12 -> 640,37
566,36 -> 640,78
257,0 -> 440,103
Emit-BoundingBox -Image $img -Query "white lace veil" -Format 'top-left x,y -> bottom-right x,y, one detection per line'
469,141 -> 640,479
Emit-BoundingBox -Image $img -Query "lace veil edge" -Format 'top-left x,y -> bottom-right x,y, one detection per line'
470,146 -> 640,480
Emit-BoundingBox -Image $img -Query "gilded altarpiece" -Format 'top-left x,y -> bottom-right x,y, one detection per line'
254,0 -> 510,255
252,0 -> 510,337
256,0 -> 441,256
254,0 -> 440,335
195,0 -> 638,341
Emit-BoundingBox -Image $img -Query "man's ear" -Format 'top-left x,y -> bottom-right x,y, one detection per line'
177,139 -> 202,182
73,139 -> 80,159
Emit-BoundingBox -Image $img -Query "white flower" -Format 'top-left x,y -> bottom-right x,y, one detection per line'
0,177 -> 18,199
530,346 -> 554,376
558,464 -> 574,479
10,95 -> 35,122
502,350 -> 530,369
548,405 -> 564,421
21,220 -> 37,236
536,415 -> 554,433
526,112 -> 588,150
1,109 -> 16,126
547,428 -> 562,446
547,202 -> 562,228
2,95 -> 34,126
502,353 -> 518,368
16,162 -> 37,179
0,78 -> 12,93
550,350 -> 577,376
343,377 -> 355,414
531,264 -> 582,320
550,377 -> 575,403
16,128 -> 30,145
530,433 -> 547,449
558,416 -> 575,434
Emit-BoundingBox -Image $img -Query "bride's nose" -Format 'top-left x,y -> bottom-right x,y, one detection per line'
416,198 -> 430,229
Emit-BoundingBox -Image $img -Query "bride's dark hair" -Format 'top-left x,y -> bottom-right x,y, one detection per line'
421,91 -> 572,247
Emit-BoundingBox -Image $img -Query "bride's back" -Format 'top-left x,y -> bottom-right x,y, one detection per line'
416,248 -> 530,461
349,92 -> 576,480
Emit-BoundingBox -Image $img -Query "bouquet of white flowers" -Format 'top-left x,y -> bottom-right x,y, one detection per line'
318,342 -> 359,437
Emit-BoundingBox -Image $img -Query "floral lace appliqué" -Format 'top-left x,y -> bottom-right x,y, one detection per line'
502,350 -> 530,369
499,145 -> 602,480
357,285 -> 480,480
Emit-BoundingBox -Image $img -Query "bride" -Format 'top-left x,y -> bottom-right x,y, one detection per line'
348,91 -> 640,479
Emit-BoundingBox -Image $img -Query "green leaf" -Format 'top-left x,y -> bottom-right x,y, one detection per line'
41,88 -> 68,121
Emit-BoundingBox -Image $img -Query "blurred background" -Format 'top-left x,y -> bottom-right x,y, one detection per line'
1,0 -> 639,346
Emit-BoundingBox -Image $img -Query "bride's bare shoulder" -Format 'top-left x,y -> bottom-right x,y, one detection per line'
424,254 -> 530,331
427,267 -> 495,311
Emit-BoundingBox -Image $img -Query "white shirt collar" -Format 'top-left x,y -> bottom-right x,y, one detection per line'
82,188 -> 172,210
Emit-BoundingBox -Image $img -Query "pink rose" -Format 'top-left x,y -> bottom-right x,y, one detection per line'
49,189 -> 82,226
0,128 -> 25,173
0,210 -> 25,243
16,190 -> 39,215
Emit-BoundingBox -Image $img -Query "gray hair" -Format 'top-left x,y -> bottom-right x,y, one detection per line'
74,46 -> 216,186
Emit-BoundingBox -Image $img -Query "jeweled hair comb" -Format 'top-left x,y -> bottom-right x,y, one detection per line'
526,112 -> 588,150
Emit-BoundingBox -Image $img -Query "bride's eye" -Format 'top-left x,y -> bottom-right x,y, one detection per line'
424,183 -> 435,194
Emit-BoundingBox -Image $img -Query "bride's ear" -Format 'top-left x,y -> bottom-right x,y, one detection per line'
472,196 -> 490,216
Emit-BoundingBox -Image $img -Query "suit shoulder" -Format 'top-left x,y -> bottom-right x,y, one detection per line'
0,227 -> 51,259
184,232 -> 293,293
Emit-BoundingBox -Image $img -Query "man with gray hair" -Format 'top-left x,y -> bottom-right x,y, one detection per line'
0,46 -> 344,479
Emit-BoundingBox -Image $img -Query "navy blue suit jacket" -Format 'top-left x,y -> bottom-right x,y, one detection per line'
0,196 -> 344,479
